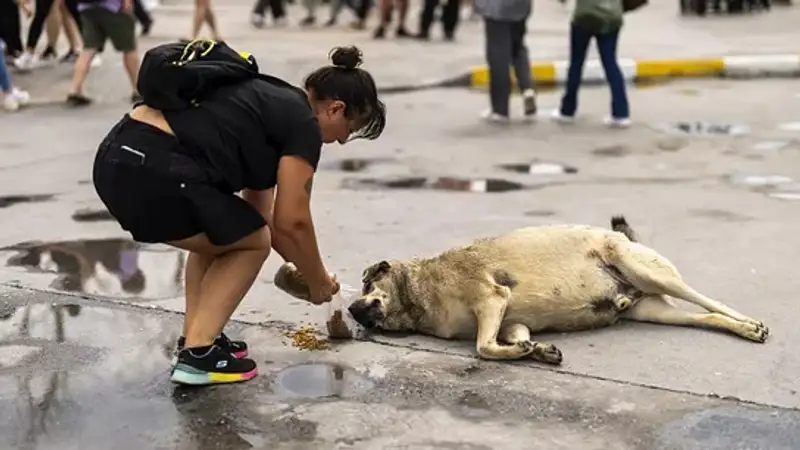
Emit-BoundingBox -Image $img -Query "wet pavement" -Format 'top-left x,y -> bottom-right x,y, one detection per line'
3,47 -> 800,447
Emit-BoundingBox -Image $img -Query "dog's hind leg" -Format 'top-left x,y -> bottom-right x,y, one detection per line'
606,242 -> 764,327
622,295 -> 769,343
499,323 -> 563,365
472,296 -> 536,361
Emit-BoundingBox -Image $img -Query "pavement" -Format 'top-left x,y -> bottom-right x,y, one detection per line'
3,2 -> 800,448
8,0 -> 800,102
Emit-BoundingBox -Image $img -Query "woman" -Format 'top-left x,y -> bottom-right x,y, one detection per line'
192,0 -> 220,40
1,38 -> 31,111
551,0 -> 630,128
373,0 -> 410,38
92,45 -> 386,386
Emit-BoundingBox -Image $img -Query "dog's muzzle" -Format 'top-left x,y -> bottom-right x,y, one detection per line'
348,300 -> 383,329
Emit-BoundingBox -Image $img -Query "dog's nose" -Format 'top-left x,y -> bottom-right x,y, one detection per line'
348,300 -> 376,328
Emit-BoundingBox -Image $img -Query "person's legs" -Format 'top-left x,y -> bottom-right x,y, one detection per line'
483,19 -> 513,118
395,0 -> 409,34
301,0 -> 319,24
133,0 -> 154,35
67,9 -> 102,105
202,0 -> 220,39
416,0 -> 437,38
0,40 -> 30,111
21,0 -> 57,68
595,27 -> 630,121
558,24 -> 592,118
510,19 -> 536,116
373,0 -> 392,37
0,0 -> 24,57
270,0 -> 286,20
58,1 -> 81,62
192,0 -> 208,38
103,8 -> 139,98
0,41 -> 13,92
440,0 -> 460,39
43,3 -> 61,58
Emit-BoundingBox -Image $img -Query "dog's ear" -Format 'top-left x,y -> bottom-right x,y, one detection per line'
362,260 -> 391,283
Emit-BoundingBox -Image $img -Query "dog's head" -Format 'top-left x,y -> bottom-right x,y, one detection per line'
348,260 -> 419,332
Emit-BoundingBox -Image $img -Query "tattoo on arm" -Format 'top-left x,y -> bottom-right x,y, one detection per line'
304,176 -> 314,195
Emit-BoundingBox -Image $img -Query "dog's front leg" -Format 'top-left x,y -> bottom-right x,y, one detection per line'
473,298 -> 534,360
499,323 -> 563,365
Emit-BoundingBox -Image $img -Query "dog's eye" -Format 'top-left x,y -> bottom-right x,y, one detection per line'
362,282 -> 372,295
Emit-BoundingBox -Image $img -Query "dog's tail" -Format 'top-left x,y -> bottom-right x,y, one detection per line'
610,215 -> 639,242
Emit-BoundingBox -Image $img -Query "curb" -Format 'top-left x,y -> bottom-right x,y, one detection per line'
468,55 -> 800,88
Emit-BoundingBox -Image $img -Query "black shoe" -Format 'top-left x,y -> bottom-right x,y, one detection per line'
40,46 -> 56,62
141,19 -> 154,36
170,345 -> 258,385
373,26 -> 386,39
59,49 -> 78,63
131,92 -> 143,104
66,93 -> 92,107
396,26 -> 411,38
299,15 -> 315,26
173,333 -> 249,365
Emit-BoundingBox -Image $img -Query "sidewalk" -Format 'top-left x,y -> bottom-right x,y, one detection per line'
10,0 -> 800,103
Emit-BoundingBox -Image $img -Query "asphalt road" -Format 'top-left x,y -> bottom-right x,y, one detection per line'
2,11 -> 800,446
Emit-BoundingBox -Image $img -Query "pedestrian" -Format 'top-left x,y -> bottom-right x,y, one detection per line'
133,0 -> 154,36
251,0 -> 286,27
0,39 -> 31,111
373,0 -> 410,38
41,0 -> 83,63
299,0 -> 319,25
0,0 -> 26,61
474,0 -> 537,123
192,0 -> 220,40
416,0 -> 461,41
91,45 -> 386,386
66,0 -> 141,106
551,0 -> 630,128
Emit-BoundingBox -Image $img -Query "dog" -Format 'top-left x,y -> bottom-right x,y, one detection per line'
348,216 -> 769,365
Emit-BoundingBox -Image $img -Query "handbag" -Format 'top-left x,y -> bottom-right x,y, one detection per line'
622,0 -> 648,12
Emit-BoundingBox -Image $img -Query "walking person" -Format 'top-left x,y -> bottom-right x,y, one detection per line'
192,0 -> 220,40
474,0 -> 537,123
66,0 -> 141,106
133,0 -> 154,36
0,39 -> 31,111
551,0 -> 630,128
251,0 -> 286,27
91,45 -> 386,386
15,0 -> 61,70
0,0 -> 25,60
416,0 -> 461,40
373,0 -> 410,38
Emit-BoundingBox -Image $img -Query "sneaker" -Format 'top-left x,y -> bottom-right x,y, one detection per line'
550,109 -> 575,124
373,26 -> 386,39
170,333 -> 249,366
251,13 -> 265,28
170,345 -> 258,386
604,116 -> 632,129
40,46 -> 57,63
59,49 -> 79,64
141,19 -> 154,36
3,87 -> 30,112
130,92 -> 143,104
13,53 -> 36,72
522,89 -> 537,117
396,26 -> 411,38
66,93 -> 93,107
91,54 -> 103,68
299,15 -> 315,26
480,109 -> 510,124
274,17 -> 287,27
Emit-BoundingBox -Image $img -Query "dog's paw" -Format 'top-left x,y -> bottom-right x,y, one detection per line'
613,294 -> 633,312
531,342 -> 563,365
516,341 -> 536,356
742,321 -> 769,343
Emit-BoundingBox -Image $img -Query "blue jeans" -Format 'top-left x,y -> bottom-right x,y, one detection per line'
560,24 -> 629,119
0,39 -> 12,92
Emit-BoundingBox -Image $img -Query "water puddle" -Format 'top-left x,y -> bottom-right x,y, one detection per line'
657,122 -> 749,136
272,362 -> 374,399
321,157 -> 395,172
591,145 -> 630,157
71,208 -> 115,222
0,238 -> 185,300
498,162 -> 579,175
0,194 -> 55,209
341,176 -> 528,193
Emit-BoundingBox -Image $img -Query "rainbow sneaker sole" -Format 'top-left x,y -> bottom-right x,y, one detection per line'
170,363 -> 258,386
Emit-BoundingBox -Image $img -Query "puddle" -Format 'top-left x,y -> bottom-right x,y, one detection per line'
592,145 -> 629,157
272,362 -> 374,399
498,162 -> 579,175
341,177 -> 527,193
71,208 -> 115,222
321,157 -> 395,172
0,194 -> 55,208
0,238 -> 185,300
658,122 -> 749,136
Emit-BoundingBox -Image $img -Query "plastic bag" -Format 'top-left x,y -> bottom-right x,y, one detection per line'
326,285 -> 361,340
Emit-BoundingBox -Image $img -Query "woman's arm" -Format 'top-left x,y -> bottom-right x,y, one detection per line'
241,187 -> 291,261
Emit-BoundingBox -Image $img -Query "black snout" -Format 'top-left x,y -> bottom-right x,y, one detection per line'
348,300 -> 383,329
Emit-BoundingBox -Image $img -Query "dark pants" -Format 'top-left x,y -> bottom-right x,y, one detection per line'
0,0 -> 23,56
26,0 -> 56,51
560,24 -> 629,119
252,0 -> 286,18
484,18 -> 533,117
418,0 -> 460,36
133,0 -> 152,26
354,0 -> 371,20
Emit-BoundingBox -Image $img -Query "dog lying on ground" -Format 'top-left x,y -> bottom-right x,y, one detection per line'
348,216 -> 769,365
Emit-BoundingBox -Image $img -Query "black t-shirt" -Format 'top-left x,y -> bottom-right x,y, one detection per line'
163,75 -> 322,193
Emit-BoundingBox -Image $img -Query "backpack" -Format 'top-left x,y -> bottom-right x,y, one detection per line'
573,0 -> 623,34
136,39 -> 261,111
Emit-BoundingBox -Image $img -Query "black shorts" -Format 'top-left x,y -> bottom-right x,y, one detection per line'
92,115 -> 267,246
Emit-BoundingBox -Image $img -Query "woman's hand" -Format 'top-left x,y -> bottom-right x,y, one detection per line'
309,274 -> 340,305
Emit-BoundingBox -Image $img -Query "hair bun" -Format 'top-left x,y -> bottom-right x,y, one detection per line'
329,46 -> 363,70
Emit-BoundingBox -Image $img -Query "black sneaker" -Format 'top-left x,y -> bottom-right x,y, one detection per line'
170,345 -> 258,385
373,26 -> 386,39
40,46 -> 57,62
66,93 -> 92,107
130,92 -> 143,104
171,333 -> 249,365
59,49 -> 78,64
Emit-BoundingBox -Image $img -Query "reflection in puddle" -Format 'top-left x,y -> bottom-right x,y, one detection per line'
658,122 -> 749,136
498,162 -> 578,175
272,362 -> 373,399
0,194 -> 54,209
341,177 -> 527,193
321,157 -> 396,172
0,238 -> 185,300
71,208 -> 115,222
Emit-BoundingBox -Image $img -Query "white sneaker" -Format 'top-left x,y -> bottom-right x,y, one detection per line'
550,109 -> 575,124
13,53 -> 37,72
3,88 -> 30,111
522,89 -> 537,119
251,13 -> 265,28
604,116 -> 632,129
480,109 -> 510,124
91,54 -> 103,68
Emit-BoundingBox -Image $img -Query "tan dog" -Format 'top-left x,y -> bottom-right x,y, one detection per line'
348,216 -> 769,365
